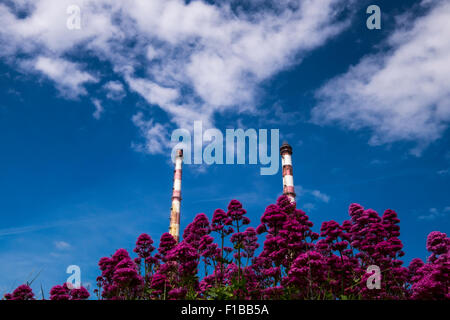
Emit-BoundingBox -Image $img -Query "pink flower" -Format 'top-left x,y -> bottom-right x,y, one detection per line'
5,284 -> 35,300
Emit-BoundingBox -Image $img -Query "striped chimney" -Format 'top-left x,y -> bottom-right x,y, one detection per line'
169,149 -> 183,242
280,142 -> 296,203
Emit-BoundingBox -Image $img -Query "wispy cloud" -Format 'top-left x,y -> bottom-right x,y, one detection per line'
91,99 -> 104,120
418,207 -> 450,220
0,0 -> 353,156
309,190 -> 331,203
131,112 -> 170,155
54,241 -> 71,250
296,185 -> 331,205
0,217 -> 93,238
103,81 -> 126,101
29,56 -> 98,98
0,222 -> 67,237
312,0 -> 450,156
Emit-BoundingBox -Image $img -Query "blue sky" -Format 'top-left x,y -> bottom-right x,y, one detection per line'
0,0 -> 449,297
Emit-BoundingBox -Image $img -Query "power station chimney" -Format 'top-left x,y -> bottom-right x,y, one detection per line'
280,142 -> 296,203
169,149 -> 183,242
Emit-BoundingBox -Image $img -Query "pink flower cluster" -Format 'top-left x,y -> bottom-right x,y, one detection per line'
4,284 -> 35,300
96,248 -> 144,299
408,232 -> 450,300
49,283 -> 90,300
3,196 -> 449,300
3,283 -> 90,301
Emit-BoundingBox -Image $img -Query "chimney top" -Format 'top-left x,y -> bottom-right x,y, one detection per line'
280,142 -> 293,155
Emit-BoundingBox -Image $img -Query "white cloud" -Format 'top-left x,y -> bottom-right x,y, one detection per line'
296,185 -> 330,203
32,56 -> 98,98
310,190 -> 330,203
418,207 -> 450,220
126,76 -> 179,108
312,0 -> 450,156
91,98 -> 104,120
146,45 -> 162,61
54,240 -> 71,250
0,0 -> 352,154
103,81 -> 126,101
0,0 -> 121,55
132,112 -> 170,155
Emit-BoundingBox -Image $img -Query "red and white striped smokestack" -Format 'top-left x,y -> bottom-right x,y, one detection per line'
169,149 -> 183,242
280,142 -> 296,203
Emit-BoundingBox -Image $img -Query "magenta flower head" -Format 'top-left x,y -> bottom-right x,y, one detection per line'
285,251 -> 328,291
212,208 -> 234,235
223,246 -> 233,253
276,195 -> 295,213
199,234 -> 219,259
426,231 -> 449,256
260,204 -> 286,233
166,241 -> 200,277
112,248 -> 131,264
113,258 -> 143,288
70,286 -> 90,300
410,251 -> 449,300
227,199 -> 247,223
98,256 -> 113,272
158,232 -> 177,261
97,248 -> 144,299
256,223 -> 267,234
230,232 -> 245,244
199,274 -> 216,293
5,284 -> 35,300
49,284 -> 70,300
382,209 -> 401,237
183,213 -> 211,249
408,258 -> 425,282
150,272 -> 170,294
349,203 -> 364,221
212,208 -> 227,230
242,227 -> 259,258
133,233 -> 155,259
50,283 -> 90,300
320,220 -> 342,243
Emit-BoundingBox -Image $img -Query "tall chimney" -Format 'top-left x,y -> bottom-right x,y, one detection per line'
169,149 -> 183,242
280,142 -> 296,203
